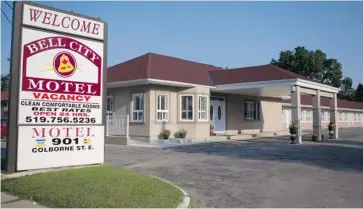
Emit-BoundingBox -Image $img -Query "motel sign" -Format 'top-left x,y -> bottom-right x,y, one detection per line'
5,2 -> 108,172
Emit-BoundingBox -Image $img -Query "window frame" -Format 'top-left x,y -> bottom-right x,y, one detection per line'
344,112 -> 348,122
244,101 -> 260,120
198,95 -> 209,121
131,93 -> 144,122
301,110 -> 306,122
106,95 -> 114,117
305,110 -> 312,122
326,111 -> 330,122
180,95 -> 194,121
156,93 -> 169,122
320,111 -> 326,122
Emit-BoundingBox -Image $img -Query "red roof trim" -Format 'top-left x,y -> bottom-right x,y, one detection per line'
1,91 -> 9,100
281,95 -> 363,110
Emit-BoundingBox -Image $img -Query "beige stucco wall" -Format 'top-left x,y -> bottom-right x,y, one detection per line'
109,85 -> 211,142
224,94 -> 284,135
107,85 -> 151,141
149,85 -> 210,140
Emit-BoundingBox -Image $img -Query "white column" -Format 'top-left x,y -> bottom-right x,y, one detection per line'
126,114 -> 130,138
329,93 -> 339,139
312,90 -> 322,141
291,86 -> 302,144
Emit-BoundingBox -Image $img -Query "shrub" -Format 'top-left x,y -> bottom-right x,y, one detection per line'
162,129 -> 171,136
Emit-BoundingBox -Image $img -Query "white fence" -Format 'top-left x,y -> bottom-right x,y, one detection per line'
106,115 -> 129,137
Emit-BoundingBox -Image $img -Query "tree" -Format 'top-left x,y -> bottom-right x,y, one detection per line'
355,83 -> 363,102
271,46 -> 343,88
1,73 -> 10,91
338,77 -> 355,101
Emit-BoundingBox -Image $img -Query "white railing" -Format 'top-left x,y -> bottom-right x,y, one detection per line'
106,115 -> 129,137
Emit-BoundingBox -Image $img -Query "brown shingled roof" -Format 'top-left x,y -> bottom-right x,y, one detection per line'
209,64 -> 311,85
107,53 -> 221,86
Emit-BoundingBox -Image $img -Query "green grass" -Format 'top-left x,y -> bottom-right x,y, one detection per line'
188,199 -> 197,208
1,165 -> 183,208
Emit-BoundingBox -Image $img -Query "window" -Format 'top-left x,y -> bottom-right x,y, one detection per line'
339,112 -> 343,121
344,112 -> 348,121
326,111 -> 330,122
198,96 -> 208,121
132,93 -> 144,122
106,96 -> 113,117
180,95 -> 193,121
245,101 -> 260,120
301,110 -> 311,122
354,113 -> 358,121
282,109 -> 287,122
301,110 -> 306,122
157,94 -> 168,121
321,111 -> 326,122
305,110 -> 312,122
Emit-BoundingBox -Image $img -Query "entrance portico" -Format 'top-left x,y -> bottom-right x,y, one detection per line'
210,65 -> 340,144
290,82 -> 339,144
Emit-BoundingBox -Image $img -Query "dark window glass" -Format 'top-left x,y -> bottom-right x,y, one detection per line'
210,105 -> 213,120
218,106 -> 221,120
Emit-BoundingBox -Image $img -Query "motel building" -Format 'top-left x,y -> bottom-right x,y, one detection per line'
2,53 -> 363,144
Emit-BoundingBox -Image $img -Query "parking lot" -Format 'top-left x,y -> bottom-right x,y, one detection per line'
106,128 -> 363,207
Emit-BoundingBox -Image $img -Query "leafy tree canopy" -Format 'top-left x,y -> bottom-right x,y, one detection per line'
1,74 -> 10,91
271,46 -> 343,88
355,83 -> 363,102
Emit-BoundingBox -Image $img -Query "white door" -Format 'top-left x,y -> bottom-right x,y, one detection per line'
210,97 -> 226,133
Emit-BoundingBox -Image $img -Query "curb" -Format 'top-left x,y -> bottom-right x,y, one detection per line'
150,175 -> 191,208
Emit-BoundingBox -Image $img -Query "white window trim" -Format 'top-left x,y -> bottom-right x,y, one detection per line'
322,111 -> 327,122
306,110 -> 312,122
180,94 -> 194,121
245,101 -> 259,120
131,93 -> 144,122
198,95 -> 209,121
301,110 -> 306,122
106,95 -> 114,117
320,111 -> 329,122
326,111 -> 330,122
344,112 -> 348,122
156,93 -> 169,122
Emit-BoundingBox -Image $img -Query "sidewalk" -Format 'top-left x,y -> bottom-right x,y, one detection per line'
1,192 -> 46,208
127,138 -> 217,148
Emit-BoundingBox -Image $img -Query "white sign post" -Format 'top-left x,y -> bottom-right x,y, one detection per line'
5,2 -> 107,172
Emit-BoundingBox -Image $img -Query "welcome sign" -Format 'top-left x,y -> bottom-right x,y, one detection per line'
6,2 -> 107,172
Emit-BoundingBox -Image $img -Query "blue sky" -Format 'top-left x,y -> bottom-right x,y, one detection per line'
2,1 -> 363,86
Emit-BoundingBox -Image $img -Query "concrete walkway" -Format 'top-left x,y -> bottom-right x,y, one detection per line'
1,192 -> 46,208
